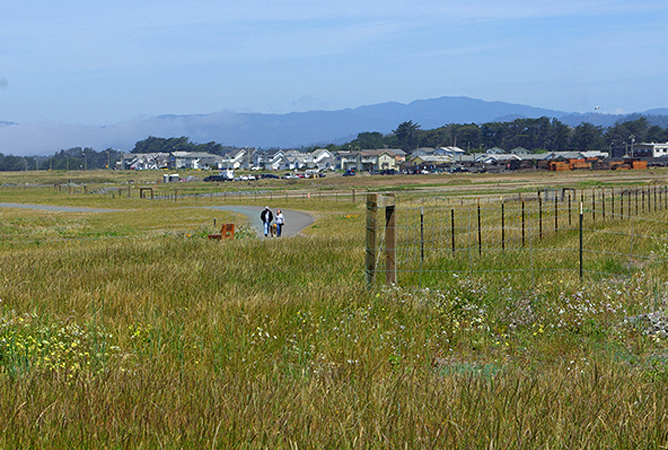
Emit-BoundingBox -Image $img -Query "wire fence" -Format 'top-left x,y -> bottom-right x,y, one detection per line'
366,186 -> 668,289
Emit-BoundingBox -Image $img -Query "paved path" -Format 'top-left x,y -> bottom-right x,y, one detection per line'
205,206 -> 314,237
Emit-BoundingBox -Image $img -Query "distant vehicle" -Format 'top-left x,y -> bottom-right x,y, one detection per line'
343,170 -> 355,177
281,173 -> 297,179
380,169 -> 396,175
448,165 -> 468,173
260,173 -> 279,179
203,175 -> 226,182
213,169 -> 234,180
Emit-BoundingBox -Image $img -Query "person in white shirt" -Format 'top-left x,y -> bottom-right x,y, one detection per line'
274,209 -> 285,237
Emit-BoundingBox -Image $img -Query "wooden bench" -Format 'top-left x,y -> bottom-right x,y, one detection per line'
208,223 -> 235,240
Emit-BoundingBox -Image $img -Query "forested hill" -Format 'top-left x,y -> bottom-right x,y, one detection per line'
2,96 -> 668,155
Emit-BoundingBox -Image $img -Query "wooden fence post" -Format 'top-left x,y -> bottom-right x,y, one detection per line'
538,195 -> 543,240
451,209 -> 456,253
382,194 -> 397,285
477,201 -> 482,255
365,194 -> 378,288
522,201 -> 525,247
501,200 -> 505,251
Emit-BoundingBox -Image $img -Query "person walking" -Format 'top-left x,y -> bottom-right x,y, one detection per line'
260,206 -> 273,237
275,209 -> 285,237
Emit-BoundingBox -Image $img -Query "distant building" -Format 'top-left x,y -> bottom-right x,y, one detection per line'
336,150 -> 397,172
632,142 -> 668,158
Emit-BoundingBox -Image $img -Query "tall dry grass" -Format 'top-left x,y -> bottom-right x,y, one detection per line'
0,175 -> 667,447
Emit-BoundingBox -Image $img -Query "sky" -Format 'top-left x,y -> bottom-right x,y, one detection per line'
1,0 -> 668,151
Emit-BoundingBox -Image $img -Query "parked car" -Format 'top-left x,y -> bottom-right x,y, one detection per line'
203,175 -> 226,182
342,170 -> 355,177
448,165 -> 468,173
260,173 -> 279,179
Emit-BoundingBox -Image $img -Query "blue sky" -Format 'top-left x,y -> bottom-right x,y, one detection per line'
1,0 -> 667,127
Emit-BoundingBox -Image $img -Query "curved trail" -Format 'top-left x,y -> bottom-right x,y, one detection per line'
205,206 -> 314,237
0,203 -> 315,237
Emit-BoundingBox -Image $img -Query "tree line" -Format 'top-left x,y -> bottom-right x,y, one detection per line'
0,147 -> 123,172
2,116 -> 668,171
130,136 -> 238,156
333,116 -> 668,157
0,137 -> 240,172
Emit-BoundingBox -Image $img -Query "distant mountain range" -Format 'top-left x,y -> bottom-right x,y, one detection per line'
2,96 -> 668,155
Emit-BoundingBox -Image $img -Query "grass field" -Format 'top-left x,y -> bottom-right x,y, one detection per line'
1,169 -> 668,448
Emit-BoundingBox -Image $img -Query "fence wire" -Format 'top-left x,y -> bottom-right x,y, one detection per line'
367,186 -> 668,288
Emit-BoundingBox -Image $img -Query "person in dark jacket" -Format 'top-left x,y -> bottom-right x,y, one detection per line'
260,206 -> 273,237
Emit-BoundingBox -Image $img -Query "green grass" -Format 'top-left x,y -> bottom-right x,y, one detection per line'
1,171 -> 668,447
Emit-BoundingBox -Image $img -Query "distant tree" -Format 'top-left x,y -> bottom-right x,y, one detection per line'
455,124 -> 482,151
393,120 -> 421,151
0,154 -> 28,171
549,119 -> 571,151
647,125 -> 668,143
570,122 -> 605,151
480,122 -> 506,149
355,132 -> 385,149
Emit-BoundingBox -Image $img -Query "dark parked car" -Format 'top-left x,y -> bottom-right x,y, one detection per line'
203,175 -> 226,182
260,173 -> 279,179
342,170 -> 355,177
448,165 -> 468,173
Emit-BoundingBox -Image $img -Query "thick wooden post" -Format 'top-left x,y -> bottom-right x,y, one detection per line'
365,194 -> 378,288
383,194 -> 397,285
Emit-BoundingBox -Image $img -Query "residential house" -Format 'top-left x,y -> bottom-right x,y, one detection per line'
386,148 -> 407,166
630,143 -> 668,158
311,148 -> 335,170
436,146 -> 467,161
120,153 -> 170,170
336,150 -> 397,172
476,154 -> 522,165
171,151 -> 223,170
410,154 -> 454,168
220,148 -> 253,170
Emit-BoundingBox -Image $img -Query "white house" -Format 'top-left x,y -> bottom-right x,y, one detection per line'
410,154 -> 454,167
437,146 -> 466,160
172,151 -> 223,170
219,148 -> 250,170
121,153 -> 171,170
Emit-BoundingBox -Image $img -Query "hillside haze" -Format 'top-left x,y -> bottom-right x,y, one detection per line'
1,96 -> 667,155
